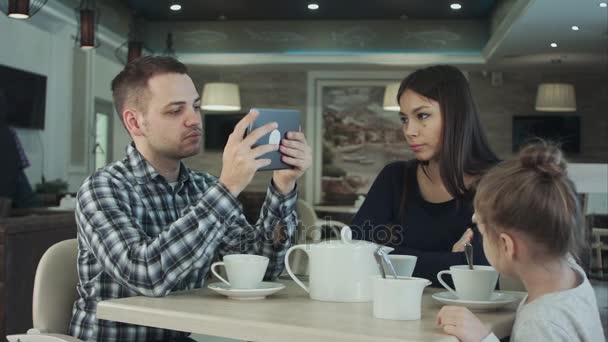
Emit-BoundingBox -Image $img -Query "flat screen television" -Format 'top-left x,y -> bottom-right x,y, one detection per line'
0,64 -> 47,129
204,113 -> 245,151
512,115 -> 580,153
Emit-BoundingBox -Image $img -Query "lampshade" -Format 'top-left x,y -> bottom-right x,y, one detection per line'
79,9 -> 95,49
3,0 -> 48,19
8,0 -> 28,18
114,15 -> 145,65
535,83 -> 576,112
76,0 -> 99,50
383,83 -> 401,111
127,41 -> 143,62
201,83 -> 241,111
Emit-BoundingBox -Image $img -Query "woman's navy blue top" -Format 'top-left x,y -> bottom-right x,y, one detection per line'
350,160 -> 489,285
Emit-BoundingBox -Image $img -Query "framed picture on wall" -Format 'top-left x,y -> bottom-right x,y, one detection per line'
305,72 -> 414,205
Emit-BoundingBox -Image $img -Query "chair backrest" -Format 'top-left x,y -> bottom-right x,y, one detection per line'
296,199 -> 318,227
32,239 -> 79,334
296,199 -> 320,242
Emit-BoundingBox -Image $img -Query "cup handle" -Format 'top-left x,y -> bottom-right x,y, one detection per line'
437,270 -> 458,297
284,245 -> 309,293
210,261 -> 230,287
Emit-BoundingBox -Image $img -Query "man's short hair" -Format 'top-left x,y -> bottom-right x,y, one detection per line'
111,56 -> 188,124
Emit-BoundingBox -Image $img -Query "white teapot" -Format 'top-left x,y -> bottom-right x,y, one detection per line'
284,226 -> 393,302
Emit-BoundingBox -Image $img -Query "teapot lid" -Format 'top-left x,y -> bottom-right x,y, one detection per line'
314,226 -> 393,252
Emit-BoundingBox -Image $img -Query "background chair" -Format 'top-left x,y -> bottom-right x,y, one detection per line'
568,163 -> 608,278
286,200 -> 348,275
7,239 -> 82,342
296,199 -> 346,243
589,214 -> 608,279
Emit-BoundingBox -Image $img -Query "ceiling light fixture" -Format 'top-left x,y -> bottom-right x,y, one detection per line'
2,0 -> 48,19
76,0 -> 99,50
600,3 -> 607,8
308,3 -> 319,10
127,16 -> 143,63
382,83 -> 401,111
201,83 -> 241,112
170,4 -> 181,11
450,3 -> 462,10
535,83 -> 576,112
114,14 -> 145,65
550,42 -> 558,48
571,25 -> 579,31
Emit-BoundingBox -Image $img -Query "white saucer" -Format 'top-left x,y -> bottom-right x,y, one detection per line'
432,291 -> 522,311
207,281 -> 286,300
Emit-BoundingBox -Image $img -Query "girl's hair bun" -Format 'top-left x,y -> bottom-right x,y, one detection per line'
519,140 -> 567,178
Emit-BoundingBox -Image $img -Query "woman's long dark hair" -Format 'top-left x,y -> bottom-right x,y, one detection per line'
397,65 -> 499,217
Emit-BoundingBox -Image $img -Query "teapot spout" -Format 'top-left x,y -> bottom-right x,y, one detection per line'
381,246 -> 394,254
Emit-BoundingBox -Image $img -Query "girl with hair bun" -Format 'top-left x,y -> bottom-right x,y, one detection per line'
437,141 -> 604,342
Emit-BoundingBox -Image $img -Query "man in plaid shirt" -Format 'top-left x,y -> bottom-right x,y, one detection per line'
69,56 -> 312,341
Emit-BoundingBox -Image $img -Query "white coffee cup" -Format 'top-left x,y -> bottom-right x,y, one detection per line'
373,276 -> 431,320
437,265 -> 498,301
388,255 -> 417,277
210,254 -> 269,289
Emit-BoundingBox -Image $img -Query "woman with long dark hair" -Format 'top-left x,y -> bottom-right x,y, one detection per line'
351,65 -> 499,284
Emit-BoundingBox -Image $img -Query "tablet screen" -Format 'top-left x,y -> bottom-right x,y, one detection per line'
247,108 -> 301,171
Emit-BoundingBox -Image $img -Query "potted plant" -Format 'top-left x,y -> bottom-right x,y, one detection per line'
35,177 -> 69,206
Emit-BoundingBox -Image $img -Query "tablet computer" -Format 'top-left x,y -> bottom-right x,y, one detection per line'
246,108 -> 301,171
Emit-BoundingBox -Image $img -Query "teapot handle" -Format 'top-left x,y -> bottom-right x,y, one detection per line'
284,245 -> 309,293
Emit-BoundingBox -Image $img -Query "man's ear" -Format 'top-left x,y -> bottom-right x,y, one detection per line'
123,109 -> 145,137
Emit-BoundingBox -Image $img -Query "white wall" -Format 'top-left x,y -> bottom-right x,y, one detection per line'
1,7 -> 128,192
92,53 -> 131,161
0,14 -> 73,188
94,54 -> 122,102
112,113 -> 131,161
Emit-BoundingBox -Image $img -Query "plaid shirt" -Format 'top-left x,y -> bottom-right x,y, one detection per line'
69,143 -> 298,341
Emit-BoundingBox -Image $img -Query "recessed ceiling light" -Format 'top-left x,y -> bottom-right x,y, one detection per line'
600,2 -> 607,8
170,4 -> 181,11
450,3 -> 462,10
571,25 -> 579,31
550,42 -> 558,48
308,3 -> 319,10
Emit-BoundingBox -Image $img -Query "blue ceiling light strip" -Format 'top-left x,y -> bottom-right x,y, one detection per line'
165,49 -> 482,55
283,50 -> 481,55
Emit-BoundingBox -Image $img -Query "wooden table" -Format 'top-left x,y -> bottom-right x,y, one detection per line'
97,280 -> 521,342
314,205 -> 359,214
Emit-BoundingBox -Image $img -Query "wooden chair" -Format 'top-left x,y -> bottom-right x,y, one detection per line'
589,214 -> 608,279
